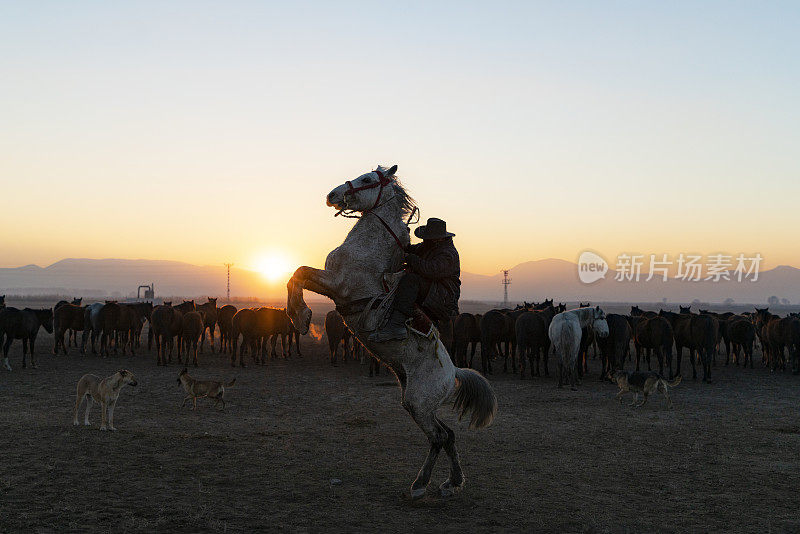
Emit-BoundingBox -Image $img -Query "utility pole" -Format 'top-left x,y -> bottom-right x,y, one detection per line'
224,263 -> 234,301
502,269 -> 511,306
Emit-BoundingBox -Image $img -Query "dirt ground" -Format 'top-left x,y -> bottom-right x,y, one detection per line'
1,301 -> 799,533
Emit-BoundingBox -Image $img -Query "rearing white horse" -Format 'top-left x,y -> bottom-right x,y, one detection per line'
287,165 -> 497,499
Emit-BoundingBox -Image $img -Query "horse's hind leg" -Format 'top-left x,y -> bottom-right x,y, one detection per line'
403,404 -> 446,499
2,338 -> 12,370
436,417 -> 465,496
29,336 -> 37,369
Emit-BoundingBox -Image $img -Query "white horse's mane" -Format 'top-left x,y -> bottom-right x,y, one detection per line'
389,178 -> 416,219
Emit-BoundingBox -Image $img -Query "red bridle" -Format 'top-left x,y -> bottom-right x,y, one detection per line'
336,169 -> 405,250
343,169 -> 392,212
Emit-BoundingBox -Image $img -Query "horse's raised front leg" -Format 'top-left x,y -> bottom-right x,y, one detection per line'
290,266 -> 338,299
287,266 -> 338,334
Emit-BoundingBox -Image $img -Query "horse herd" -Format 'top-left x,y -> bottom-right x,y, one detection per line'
2,293 -> 799,384
0,295 -> 302,371
414,300 -> 800,386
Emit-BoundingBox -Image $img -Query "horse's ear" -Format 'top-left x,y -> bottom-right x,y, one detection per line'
386,165 -> 397,177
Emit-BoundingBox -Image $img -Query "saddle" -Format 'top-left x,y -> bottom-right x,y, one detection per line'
338,271 -> 436,339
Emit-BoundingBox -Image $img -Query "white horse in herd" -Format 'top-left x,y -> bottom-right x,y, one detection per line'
286,165 -> 497,499
549,306 -> 610,389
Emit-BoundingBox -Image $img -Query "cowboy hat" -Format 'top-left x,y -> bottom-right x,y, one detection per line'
414,218 -> 455,240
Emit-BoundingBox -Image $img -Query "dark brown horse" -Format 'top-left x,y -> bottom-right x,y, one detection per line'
727,316 -> 756,368
150,302 -> 189,365
115,304 -> 139,356
53,303 -> 85,355
516,306 -> 555,378
0,307 -> 53,370
759,310 -> 800,373
632,315 -> 674,378
631,305 -> 657,318
479,309 -> 509,375
217,304 -> 237,354
197,297 -> 218,354
231,307 -> 258,367
130,302 -> 153,349
660,310 -> 715,382
595,313 -> 632,379
54,298 -> 82,347
179,310 -> 205,366
451,313 -> 481,368
97,302 -> 121,357
257,307 -> 295,359
325,310 -> 351,365
700,310 -> 735,360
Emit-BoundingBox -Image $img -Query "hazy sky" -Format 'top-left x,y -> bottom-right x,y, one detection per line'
2,1 -> 798,276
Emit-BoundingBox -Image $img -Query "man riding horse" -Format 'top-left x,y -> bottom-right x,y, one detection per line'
370,217 -> 461,342
287,165 -> 495,498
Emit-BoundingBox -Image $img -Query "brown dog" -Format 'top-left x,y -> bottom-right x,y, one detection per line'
178,367 -> 235,410
73,370 -> 138,430
612,370 -> 681,408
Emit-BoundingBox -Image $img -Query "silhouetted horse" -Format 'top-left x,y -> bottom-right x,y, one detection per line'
54,298 -> 82,347
452,313 -> 480,368
0,307 -> 53,370
325,310 -> 350,365
701,310 -> 735,359
632,315 -> 674,378
97,302 -> 121,357
239,307 -> 295,361
217,304 -> 237,354
479,309 -> 509,375
516,306 -> 555,378
727,316 -> 756,368
180,310 -> 205,366
631,305 -> 657,318
53,303 -> 85,355
759,310 -> 800,373
660,310 -> 715,382
231,307 -> 264,366
150,302 -> 188,365
197,298 -> 218,354
130,302 -> 153,349
595,313 -> 632,379
115,304 -> 139,356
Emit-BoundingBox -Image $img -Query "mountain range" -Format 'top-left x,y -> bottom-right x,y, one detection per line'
1,258 -> 798,304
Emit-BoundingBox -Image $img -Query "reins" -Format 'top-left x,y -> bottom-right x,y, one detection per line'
334,169 -> 419,252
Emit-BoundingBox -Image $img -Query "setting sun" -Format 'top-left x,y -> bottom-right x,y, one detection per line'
255,253 -> 293,282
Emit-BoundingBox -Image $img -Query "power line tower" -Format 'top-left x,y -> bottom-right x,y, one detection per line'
501,269 -> 511,306
224,263 -> 234,301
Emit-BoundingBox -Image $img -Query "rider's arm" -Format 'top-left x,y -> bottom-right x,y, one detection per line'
404,249 -> 457,280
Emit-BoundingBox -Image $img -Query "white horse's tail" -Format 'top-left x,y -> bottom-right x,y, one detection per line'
453,368 -> 498,430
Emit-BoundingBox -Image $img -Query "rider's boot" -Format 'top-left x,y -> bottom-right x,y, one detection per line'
369,310 -> 408,342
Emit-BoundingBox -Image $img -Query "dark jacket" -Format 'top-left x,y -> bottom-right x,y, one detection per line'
405,237 -> 461,320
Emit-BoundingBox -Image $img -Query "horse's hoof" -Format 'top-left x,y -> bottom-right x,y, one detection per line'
73,421 -> 79,426
439,480 -> 463,497
100,426 -> 107,431
410,487 -> 426,500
